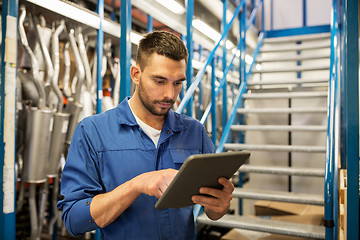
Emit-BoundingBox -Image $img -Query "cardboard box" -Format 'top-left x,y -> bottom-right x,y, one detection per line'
255,200 -> 323,217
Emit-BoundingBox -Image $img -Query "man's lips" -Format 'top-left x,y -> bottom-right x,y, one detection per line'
157,102 -> 172,108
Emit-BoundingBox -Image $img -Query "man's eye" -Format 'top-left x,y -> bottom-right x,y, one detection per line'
174,81 -> 183,86
156,80 -> 165,84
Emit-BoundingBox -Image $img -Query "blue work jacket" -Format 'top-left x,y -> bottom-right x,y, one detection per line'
58,97 -> 215,239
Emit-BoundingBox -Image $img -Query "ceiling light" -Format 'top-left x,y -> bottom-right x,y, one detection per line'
155,0 -> 186,15
193,19 -> 221,42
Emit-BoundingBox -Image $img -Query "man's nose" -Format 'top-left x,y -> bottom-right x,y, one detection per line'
163,84 -> 175,100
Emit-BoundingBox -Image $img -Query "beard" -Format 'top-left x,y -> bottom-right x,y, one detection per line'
138,78 -> 175,116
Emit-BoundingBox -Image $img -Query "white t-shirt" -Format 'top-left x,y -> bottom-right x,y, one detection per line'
128,102 -> 161,147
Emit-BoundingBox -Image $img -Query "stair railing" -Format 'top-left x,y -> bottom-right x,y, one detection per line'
216,32 -> 264,153
176,0 -> 246,114
200,0 -> 264,126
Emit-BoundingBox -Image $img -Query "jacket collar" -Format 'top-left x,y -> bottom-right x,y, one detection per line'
115,96 -> 186,133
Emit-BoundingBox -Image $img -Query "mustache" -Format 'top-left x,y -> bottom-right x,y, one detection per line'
154,99 -> 175,104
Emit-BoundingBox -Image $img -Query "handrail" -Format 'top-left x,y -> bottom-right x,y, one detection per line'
200,40 -> 242,125
324,1 -> 339,239
246,0 -> 263,32
216,33 -> 264,153
176,0 -> 246,114
200,1 -> 264,125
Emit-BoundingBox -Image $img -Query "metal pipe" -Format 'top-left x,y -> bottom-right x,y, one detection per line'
32,15 -> 55,109
18,7 -> 45,109
51,20 -> 65,112
68,29 -> 85,103
37,181 -> 49,238
62,42 -> 72,98
29,183 -> 39,240
76,27 -> 93,90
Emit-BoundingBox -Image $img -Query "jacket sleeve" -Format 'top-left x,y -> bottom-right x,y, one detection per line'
57,120 -> 103,236
201,124 -> 215,154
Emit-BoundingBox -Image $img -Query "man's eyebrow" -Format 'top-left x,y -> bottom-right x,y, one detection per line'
151,75 -> 168,80
151,75 -> 186,81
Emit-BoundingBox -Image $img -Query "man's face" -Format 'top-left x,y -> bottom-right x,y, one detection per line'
136,53 -> 187,116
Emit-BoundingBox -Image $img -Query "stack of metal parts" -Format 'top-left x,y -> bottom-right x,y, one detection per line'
15,5 -> 120,239
198,33 -> 331,239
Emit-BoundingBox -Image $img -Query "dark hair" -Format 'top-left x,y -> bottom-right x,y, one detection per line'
136,31 -> 188,70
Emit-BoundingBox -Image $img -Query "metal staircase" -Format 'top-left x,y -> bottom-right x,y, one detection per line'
197,33 -> 330,239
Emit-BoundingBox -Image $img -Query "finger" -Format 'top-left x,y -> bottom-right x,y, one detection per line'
218,178 -> 235,192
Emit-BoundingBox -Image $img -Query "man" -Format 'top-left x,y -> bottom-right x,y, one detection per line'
58,31 -> 234,239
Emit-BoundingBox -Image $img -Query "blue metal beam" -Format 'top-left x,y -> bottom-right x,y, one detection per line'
303,0 -> 307,27
266,25 -> 331,38
211,58 -> 217,146
96,0 -> 104,114
147,15 -> 153,32
1,1 -> 18,239
222,0 -> 228,129
341,0 -> 359,239
186,0 -> 194,117
120,0 -> 132,102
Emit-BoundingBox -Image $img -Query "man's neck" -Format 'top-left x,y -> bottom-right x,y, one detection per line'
128,97 -> 165,130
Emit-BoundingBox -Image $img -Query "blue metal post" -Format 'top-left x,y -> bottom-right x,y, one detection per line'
238,3 -> 246,215
270,0 -> 274,31
0,1 -> 18,239
95,1 -> 104,238
211,58 -> 217,146
303,0 -> 307,27
222,0 -> 228,129
120,0 -> 132,102
111,0 -> 116,21
147,15 -> 153,32
198,45 -> 203,119
262,0 -> 265,32
179,34 -> 186,100
186,0 -> 194,117
96,0 -> 104,114
342,0 -> 359,239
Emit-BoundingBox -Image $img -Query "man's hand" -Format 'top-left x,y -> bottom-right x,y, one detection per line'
133,169 -> 178,199
191,177 -> 234,220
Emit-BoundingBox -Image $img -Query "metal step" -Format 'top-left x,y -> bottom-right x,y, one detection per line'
263,32 -> 331,44
256,53 -> 330,62
260,42 -> 330,53
239,165 -> 325,177
237,107 -> 328,114
197,214 -> 325,239
242,91 -> 328,99
233,188 -> 324,205
247,78 -> 328,86
224,143 -> 326,153
252,65 -> 329,74
231,125 -> 327,132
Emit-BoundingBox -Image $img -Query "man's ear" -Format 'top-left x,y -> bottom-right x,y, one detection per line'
130,65 -> 141,85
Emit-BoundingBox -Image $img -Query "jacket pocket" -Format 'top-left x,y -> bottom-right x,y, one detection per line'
169,149 -> 200,166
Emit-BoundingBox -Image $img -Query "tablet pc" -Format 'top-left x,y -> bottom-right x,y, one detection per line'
155,151 -> 250,209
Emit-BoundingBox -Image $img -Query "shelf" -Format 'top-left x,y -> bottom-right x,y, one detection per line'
25,0 -> 120,39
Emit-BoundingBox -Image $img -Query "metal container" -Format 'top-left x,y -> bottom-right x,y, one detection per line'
22,107 -> 54,183
65,101 -> 83,146
47,112 -> 70,177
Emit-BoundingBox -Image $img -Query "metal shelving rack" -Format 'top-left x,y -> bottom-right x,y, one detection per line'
0,1 -> 358,240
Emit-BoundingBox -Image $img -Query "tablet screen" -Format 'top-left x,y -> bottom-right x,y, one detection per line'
155,151 -> 250,209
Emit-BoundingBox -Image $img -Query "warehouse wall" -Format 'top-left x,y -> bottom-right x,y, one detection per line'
263,0 -> 331,31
